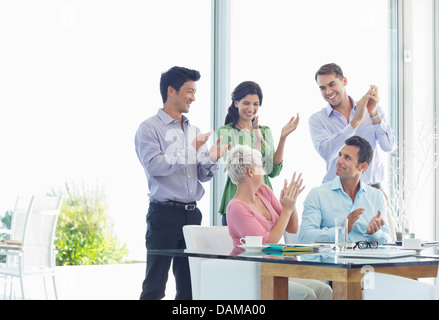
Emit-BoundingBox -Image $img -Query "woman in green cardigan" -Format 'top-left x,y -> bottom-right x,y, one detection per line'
217,81 -> 300,225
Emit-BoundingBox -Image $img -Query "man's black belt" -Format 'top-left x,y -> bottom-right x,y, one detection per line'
370,183 -> 382,189
150,199 -> 197,211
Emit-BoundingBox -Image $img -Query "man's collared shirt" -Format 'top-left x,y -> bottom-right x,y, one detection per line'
135,108 -> 218,203
308,96 -> 396,185
298,176 -> 392,245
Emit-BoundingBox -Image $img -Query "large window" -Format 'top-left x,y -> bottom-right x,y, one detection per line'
229,0 -> 390,221
1,0 -> 437,263
397,0 -> 437,240
0,1 -> 212,260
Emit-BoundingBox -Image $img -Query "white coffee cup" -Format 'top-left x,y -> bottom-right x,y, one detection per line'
240,236 -> 263,246
403,238 -> 422,250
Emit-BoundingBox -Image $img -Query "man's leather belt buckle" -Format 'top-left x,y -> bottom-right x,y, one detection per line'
150,199 -> 196,211
184,204 -> 196,211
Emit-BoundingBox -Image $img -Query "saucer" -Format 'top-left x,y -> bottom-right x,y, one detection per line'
239,250 -> 267,257
238,244 -> 269,252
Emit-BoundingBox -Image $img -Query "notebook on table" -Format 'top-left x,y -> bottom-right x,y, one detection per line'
265,244 -> 316,252
393,240 -> 439,247
337,248 -> 417,259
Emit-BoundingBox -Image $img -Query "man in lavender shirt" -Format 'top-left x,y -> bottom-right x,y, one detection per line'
309,63 -> 396,188
135,66 -> 229,300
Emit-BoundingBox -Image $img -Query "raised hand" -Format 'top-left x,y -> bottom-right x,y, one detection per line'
366,85 -> 380,116
252,116 -> 265,150
351,85 -> 381,129
209,136 -> 231,162
347,208 -> 364,233
280,172 -> 305,213
192,131 -> 213,152
351,93 -> 368,129
367,210 -> 385,235
280,113 -> 300,139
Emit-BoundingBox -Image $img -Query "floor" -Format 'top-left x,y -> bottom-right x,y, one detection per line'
1,262 -> 177,300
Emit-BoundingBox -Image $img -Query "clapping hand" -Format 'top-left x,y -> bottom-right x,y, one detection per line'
252,116 -> 265,150
367,210 -> 385,235
193,132 -> 231,162
209,136 -> 231,162
280,172 -> 305,213
193,131 -> 214,152
352,94 -> 368,128
347,208 -> 364,233
351,85 -> 380,129
281,113 -> 300,139
366,85 -> 380,116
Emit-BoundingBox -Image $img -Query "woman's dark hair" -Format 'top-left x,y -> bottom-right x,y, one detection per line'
345,136 -> 373,165
224,81 -> 263,126
160,66 -> 201,103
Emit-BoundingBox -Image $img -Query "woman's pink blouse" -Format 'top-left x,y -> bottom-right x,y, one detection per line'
227,185 -> 283,248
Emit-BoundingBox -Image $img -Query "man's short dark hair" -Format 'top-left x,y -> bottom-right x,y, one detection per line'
160,66 -> 201,103
345,136 -> 373,165
315,63 -> 344,82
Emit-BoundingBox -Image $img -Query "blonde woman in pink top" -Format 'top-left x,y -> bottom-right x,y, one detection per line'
225,145 -> 332,300
226,145 -> 303,247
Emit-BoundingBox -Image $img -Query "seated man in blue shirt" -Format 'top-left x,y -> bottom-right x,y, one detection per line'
299,136 -> 392,245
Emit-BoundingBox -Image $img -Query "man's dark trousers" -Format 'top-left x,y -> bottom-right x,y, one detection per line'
140,202 -> 202,300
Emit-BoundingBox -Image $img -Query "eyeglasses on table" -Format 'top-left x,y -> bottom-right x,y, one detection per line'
353,241 -> 379,250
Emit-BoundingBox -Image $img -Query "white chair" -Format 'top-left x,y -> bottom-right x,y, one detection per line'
183,225 -> 261,300
363,271 -> 439,300
182,225 -> 328,300
0,196 -> 34,297
0,195 -> 63,299
0,196 -> 33,242
0,196 -> 35,268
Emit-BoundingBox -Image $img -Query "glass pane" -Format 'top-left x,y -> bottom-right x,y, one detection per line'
0,0 -> 212,259
230,0 -> 390,215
